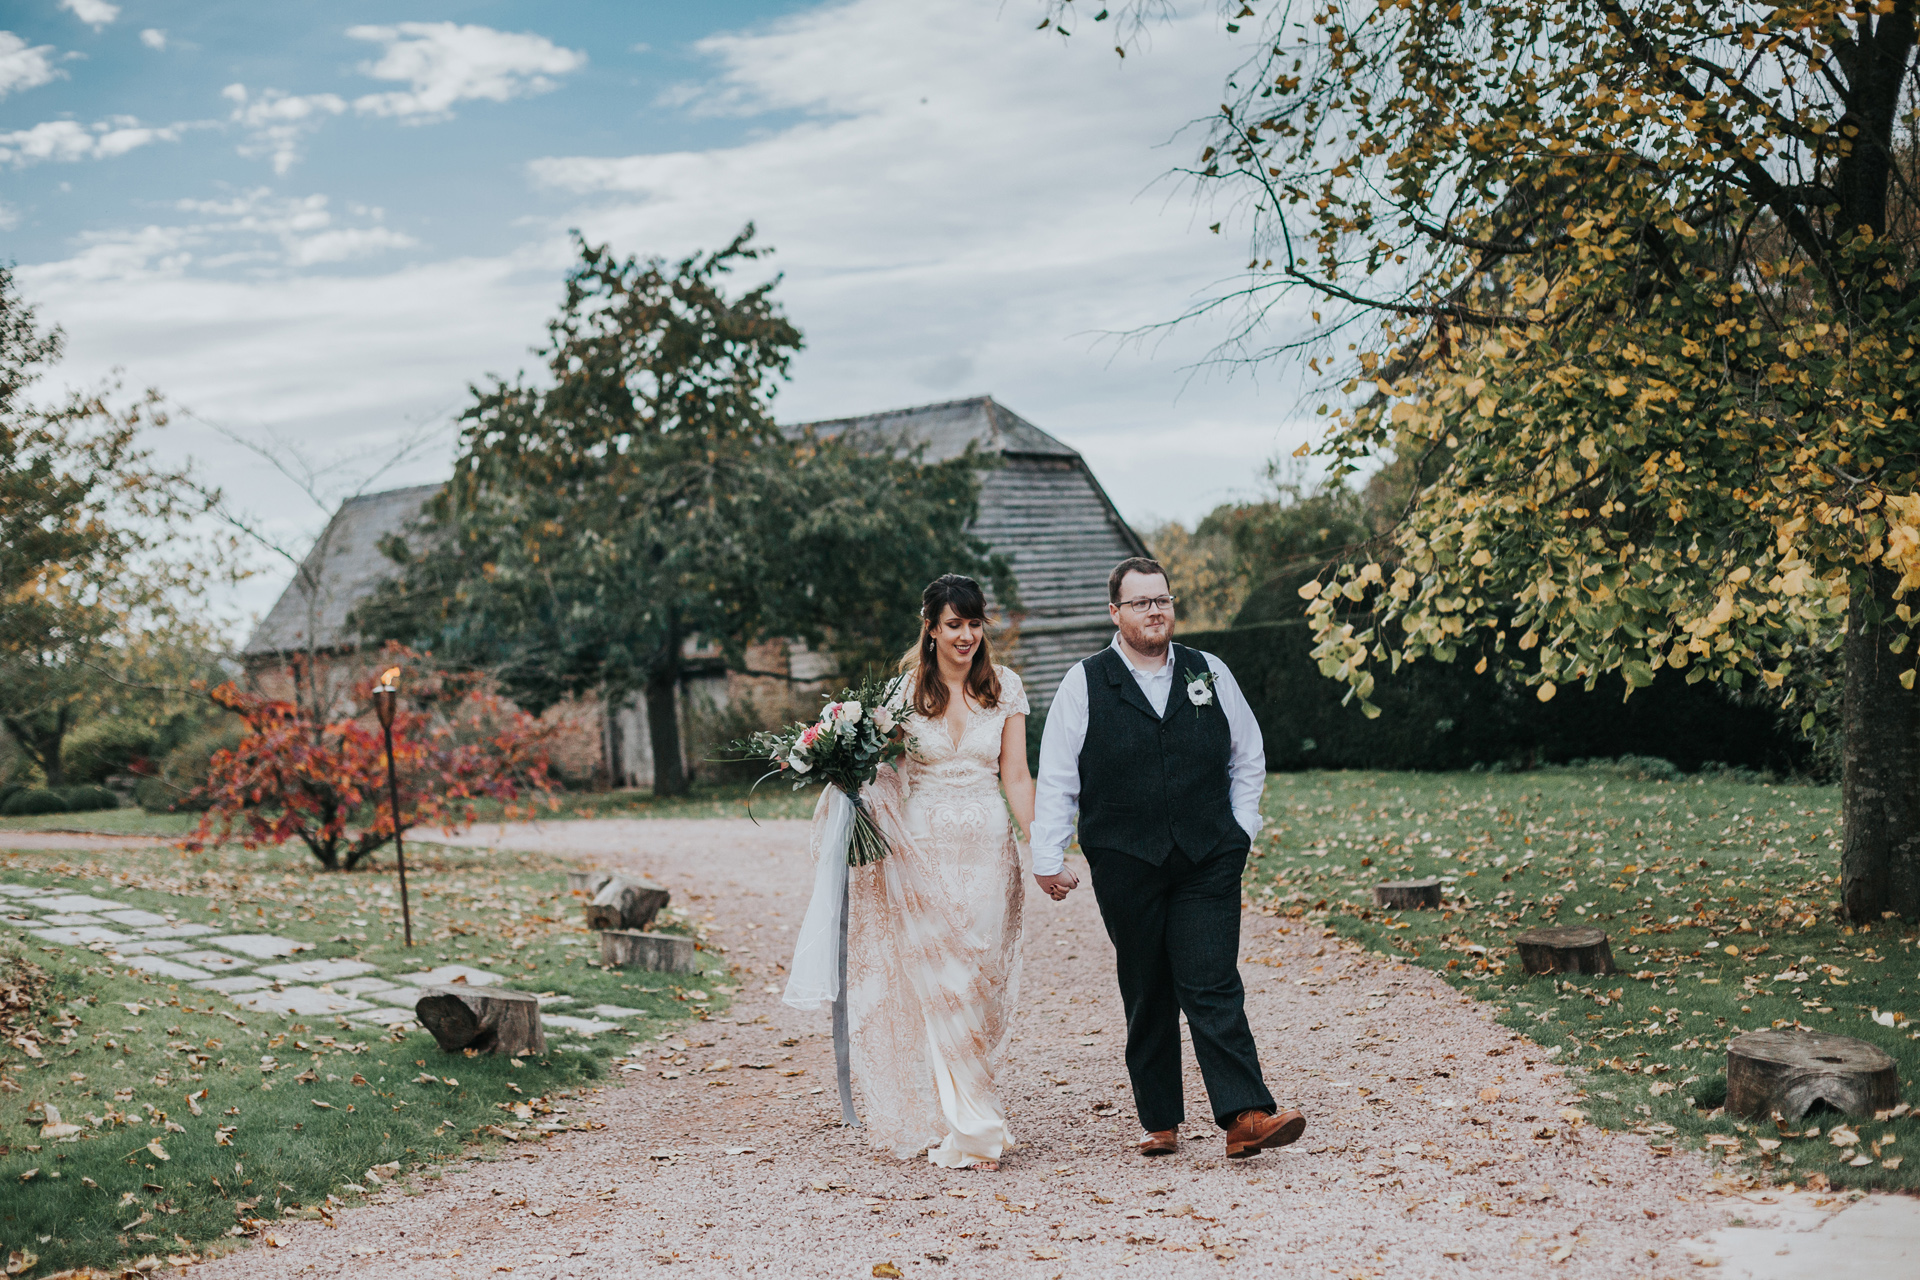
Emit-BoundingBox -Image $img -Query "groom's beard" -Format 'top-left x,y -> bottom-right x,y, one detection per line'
1116,615 -> 1172,659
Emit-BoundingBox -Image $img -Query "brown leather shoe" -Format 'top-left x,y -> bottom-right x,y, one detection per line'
1137,1129 -> 1178,1157
1224,1108 -> 1306,1159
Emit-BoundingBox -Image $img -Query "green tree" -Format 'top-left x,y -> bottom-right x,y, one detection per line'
1055,2 -> 1920,920
359,229 -> 1011,795
0,268 -> 211,787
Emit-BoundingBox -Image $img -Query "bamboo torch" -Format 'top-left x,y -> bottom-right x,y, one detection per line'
370,667 -> 414,947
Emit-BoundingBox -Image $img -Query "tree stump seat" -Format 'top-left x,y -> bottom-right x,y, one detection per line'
582,875 -> 671,933
566,871 -> 612,897
1727,1028 -> 1899,1120
415,986 -> 546,1057
1372,878 -> 1443,910
1514,926 -> 1617,975
601,929 -> 696,973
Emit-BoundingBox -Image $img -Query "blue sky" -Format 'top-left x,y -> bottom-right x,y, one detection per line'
3,1 -> 1316,628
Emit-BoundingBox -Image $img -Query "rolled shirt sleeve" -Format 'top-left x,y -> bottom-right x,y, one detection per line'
1206,653 -> 1267,842
1029,661 -> 1090,877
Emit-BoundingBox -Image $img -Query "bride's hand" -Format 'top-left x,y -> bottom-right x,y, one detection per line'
1034,869 -> 1078,901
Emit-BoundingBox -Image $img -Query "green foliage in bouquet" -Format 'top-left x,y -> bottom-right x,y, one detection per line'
731,671 -> 914,866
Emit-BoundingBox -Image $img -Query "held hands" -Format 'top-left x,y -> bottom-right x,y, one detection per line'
1034,868 -> 1079,902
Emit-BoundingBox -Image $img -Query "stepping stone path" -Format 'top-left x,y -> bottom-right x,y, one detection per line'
0,879 -> 669,1041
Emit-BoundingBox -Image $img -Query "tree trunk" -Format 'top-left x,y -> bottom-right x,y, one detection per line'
1841,567 -> 1920,922
1725,1028 -> 1898,1122
647,616 -> 688,797
415,986 -> 547,1057
600,928 -> 697,973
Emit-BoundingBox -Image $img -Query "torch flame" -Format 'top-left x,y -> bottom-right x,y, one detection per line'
378,667 -> 401,691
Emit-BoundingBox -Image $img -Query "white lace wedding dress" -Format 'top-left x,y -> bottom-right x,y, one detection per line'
838,666 -> 1029,1166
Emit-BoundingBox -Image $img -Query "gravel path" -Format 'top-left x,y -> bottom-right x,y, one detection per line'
191,817 -> 1733,1279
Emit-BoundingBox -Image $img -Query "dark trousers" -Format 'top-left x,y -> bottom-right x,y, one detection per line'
1084,834 -> 1275,1131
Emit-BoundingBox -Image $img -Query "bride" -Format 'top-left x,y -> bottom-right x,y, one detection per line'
831,574 -> 1037,1169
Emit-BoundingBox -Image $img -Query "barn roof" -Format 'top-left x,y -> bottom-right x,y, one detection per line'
241,482 -> 441,658
243,399 -> 1146,704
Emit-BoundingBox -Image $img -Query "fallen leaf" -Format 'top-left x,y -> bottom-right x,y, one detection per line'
529,1208 -> 554,1218
1031,1248 -> 1062,1260
1479,1087 -> 1500,1103
5,1248 -> 37,1275
1547,1244 -> 1573,1262
145,1140 -> 169,1161
872,1266 -> 903,1279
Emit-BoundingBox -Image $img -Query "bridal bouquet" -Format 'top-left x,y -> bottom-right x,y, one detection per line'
733,672 -> 913,866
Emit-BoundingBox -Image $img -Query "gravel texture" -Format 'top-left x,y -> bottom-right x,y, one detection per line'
190,817 -> 1734,1279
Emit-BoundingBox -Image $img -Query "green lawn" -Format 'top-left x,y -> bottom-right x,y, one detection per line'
0,808 -> 198,837
1253,765 -> 1918,1192
0,838 -> 733,1273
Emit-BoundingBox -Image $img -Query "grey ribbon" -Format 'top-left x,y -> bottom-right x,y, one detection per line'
832,871 -> 859,1127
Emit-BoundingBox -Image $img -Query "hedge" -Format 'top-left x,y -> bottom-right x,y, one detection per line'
1,789 -> 70,816
1179,621 -> 1807,775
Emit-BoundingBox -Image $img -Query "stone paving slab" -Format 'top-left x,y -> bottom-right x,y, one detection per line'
391,964 -> 504,987
121,956 -> 213,980
256,958 -> 378,983
0,885 -> 51,897
37,894 -> 126,913
39,912 -> 105,926
1683,1188 -> 1920,1277
587,1003 -> 648,1018
208,934 -> 312,958
331,977 -> 398,996
194,975 -> 272,993
541,1014 -> 622,1036
229,987 -> 371,1016
370,986 -> 425,1008
139,923 -> 219,938
98,909 -> 170,927
30,926 -> 128,946
173,950 -> 252,971
349,1007 -> 418,1026
107,940 -> 188,956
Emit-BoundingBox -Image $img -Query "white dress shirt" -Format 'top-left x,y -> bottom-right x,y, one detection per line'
1030,634 -> 1266,876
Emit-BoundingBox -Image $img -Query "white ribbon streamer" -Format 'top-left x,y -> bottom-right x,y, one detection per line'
783,785 -> 853,1011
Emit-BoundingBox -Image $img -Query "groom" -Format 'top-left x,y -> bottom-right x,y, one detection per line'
1031,556 -> 1305,1159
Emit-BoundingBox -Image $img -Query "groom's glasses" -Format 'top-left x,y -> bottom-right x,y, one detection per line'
1115,595 -> 1176,615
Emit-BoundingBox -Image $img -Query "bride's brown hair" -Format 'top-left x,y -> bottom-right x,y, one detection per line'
898,574 -> 1002,719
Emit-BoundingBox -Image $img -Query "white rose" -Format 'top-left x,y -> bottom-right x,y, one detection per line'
872,705 -> 895,734
838,700 -> 863,724
1187,678 -> 1214,706
786,751 -> 813,774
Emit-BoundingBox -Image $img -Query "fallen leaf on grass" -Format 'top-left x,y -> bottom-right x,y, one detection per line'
5,1249 -> 36,1275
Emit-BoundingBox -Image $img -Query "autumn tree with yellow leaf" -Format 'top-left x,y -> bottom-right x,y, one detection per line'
1053,1 -> 1920,919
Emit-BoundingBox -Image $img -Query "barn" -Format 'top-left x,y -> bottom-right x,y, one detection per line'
243,395 -> 1149,787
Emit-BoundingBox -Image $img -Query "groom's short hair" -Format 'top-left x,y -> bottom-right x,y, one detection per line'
1109,556 -> 1168,603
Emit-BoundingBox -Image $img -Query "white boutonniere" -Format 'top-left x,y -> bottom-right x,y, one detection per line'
1184,668 -> 1217,715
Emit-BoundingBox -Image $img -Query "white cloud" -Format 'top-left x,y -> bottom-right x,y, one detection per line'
18,0 -> 1309,625
347,22 -> 586,121
0,115 -> 181,166
530,0 -> 1311,521
0,201 -> 18,232
139,28 -> 166,51
0,32 -> 62,98
58,0 -> 119,31
222,83 -> 347,175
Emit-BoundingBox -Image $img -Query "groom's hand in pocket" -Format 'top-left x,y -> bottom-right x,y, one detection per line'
1034,869 -> 1079,902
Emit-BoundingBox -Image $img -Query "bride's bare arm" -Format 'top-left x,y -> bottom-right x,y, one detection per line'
998,712 -> 1036,844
